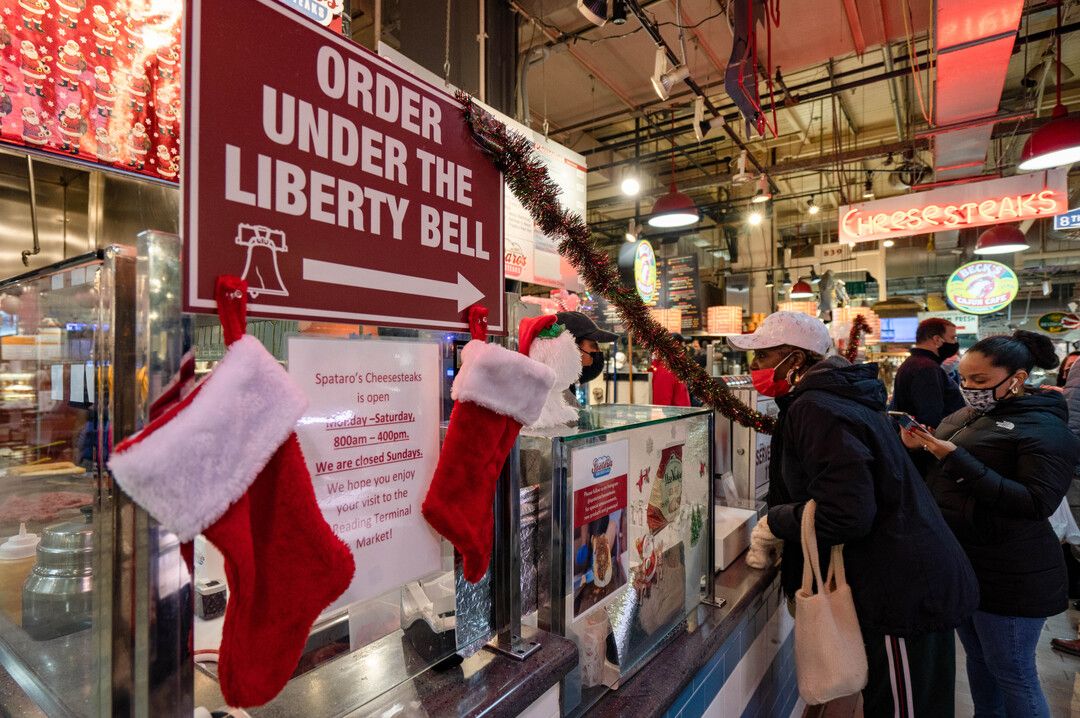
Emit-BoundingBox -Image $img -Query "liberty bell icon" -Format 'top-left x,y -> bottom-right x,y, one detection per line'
235,223 -> 289,299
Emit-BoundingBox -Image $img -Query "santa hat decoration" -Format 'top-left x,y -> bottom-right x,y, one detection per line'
108,276 -> 354,708
517,315 -> 583,429
422,307 -> 556,583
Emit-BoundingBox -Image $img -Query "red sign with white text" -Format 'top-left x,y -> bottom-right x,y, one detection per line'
838,169 -> 1067,244
182,0 -> 505,332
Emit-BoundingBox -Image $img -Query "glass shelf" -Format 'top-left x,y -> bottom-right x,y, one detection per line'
525,404 -> 714,442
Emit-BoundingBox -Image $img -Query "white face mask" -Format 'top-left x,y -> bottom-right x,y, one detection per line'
960,374 -> 1018,413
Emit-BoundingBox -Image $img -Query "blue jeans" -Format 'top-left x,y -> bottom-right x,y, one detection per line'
955,611 -> 1050,718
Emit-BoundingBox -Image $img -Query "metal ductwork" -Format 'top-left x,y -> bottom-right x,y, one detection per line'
931,0 -> 1025,182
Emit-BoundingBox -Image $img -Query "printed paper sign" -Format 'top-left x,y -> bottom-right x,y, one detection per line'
289,337 -> 442,608
571,440 -> 628,617
184,0 -> 504,332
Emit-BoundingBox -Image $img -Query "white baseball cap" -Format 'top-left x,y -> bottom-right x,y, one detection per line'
727,311 -> 833,357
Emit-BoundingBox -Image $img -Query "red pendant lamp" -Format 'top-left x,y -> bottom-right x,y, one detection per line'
1018,3 -> 1080,171
648,116 -> 699,228
789,278 -> 814,299
974,224 -> 1030,255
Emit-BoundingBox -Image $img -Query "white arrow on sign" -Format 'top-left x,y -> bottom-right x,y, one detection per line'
303,259 -> 485,312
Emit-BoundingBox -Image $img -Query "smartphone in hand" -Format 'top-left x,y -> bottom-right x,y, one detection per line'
887,411 -> 926,432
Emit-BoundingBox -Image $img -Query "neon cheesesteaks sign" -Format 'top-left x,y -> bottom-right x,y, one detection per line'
838,169 -> 1067,244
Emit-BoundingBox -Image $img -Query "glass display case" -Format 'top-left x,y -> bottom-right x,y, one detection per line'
518,404 -> 715,714
0,246 -> 186,717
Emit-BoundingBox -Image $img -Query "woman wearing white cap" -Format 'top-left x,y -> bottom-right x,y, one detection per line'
731,311 -> 978,716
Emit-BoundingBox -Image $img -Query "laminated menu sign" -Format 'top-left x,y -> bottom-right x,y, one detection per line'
288,337 -> 442,609
570,440 -> 628,617
659,256 -> 705,331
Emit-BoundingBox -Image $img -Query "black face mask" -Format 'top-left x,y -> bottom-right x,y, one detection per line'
578,352 -> 606,384
939,342 -> 960,360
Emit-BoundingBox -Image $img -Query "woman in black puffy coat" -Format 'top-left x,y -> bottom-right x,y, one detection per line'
904,330 -> 1080,718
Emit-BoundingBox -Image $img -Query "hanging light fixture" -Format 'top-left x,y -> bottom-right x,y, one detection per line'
751,174 -> 772,204
651,48 -> 690,101
807,196 -> 820,215
862,171 -> 875,199
809,268 -> 821,285
883,239 -> 895,248
781,271 -> 793,290
790,278 -> 814,299
621,175 -> 641,196
1042,278 -> 1052,297
624,218 -> 641,242
1018,2 -> 1080,170
648,112 -> 699,227
747,208 -> 763,225
974,224 -> 1030,255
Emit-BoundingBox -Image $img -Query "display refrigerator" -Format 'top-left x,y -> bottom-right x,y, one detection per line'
517,404 -> 715,715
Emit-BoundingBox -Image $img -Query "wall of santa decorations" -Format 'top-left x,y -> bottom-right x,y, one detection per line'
0,0 -> 342,183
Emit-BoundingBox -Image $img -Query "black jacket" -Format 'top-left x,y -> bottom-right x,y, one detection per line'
768,358 -> 979,637
926,391 -> 1079,618
890,348 -> 966,429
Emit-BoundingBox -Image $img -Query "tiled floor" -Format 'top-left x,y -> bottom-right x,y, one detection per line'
805,608 -> 1080,717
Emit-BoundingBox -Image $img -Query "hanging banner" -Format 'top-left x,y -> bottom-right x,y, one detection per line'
0,0 -> 181,181
183,0 -> 505,332
0,0 -> 343,184
839,169 -> 1068,244
945,260 -> 1019,315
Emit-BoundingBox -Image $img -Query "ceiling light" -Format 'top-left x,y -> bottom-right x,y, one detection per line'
624,218 -> 640,242
651,48 -> 690,101
883,239 -> 895,248
807,197 -> 820,215
751,175 -> 772,204
781,271 -> 792,289
809,269 -> 821,285
648,136 -> 699,228
790,279 -> 814,299
747,209 -> 763,226
974,224 -> 1030,255
862,172 -> 874,199
610,0 -> 628,25
764,272 -> 775,288
648,184 -> 698,227
883,152 -> 895,167
1018,2 -> 1080,171
731,150 -> 753,185
621,176 -> 641,196
576,0 -> 609,26
1043,279 -> 1052,296
693,96 -> 715,141
1018,106 -> 1080,170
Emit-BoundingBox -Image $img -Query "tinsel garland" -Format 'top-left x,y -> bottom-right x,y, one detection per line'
459,94 -> 776,433
844,314 -> 872,363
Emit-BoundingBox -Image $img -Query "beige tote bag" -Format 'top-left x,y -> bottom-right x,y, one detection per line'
794,500 -> 868,705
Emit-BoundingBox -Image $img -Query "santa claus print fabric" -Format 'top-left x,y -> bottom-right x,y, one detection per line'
0,0 -> 181,181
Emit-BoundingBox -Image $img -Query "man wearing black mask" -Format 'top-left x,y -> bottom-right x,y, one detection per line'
554,311 -> 618,397
889,318 -> 965,430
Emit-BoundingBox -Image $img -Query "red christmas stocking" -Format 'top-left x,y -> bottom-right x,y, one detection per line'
109,276 -> 354,708
421,311 -> 555,583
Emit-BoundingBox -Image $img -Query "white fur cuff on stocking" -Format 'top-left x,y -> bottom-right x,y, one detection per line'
108,336 -> 306,541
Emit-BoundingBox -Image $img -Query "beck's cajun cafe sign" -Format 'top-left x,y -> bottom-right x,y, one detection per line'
182,0 -> 505,332
838,169 -> 1067,244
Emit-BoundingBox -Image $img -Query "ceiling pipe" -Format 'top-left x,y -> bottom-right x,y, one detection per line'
623,0 -> 779,193
565,17 -> 1080,145
508,0 -> 709,175
880,43 -> 907,139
